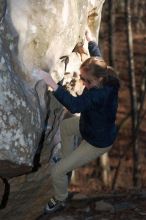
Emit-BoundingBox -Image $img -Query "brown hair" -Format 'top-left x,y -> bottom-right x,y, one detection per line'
80,57 -> 120,89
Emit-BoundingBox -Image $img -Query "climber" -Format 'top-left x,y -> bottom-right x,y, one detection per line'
35,30 -> 120,214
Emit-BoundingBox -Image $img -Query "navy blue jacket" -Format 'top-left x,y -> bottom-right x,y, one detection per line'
53,41 -> 119,148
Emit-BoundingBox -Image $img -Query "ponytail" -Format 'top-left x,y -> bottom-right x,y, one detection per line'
103,66 -> 120,89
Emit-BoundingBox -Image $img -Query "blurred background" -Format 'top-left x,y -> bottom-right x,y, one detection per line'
69,0 -> 146,194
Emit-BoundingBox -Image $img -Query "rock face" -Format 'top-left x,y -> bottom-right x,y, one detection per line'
0,0 -> 104,219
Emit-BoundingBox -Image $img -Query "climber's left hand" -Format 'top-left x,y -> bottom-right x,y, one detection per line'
33,69 -> 58,91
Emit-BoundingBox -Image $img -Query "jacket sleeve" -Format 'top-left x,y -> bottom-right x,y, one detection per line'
53,86 -> 103,114
88,41 -> 102,57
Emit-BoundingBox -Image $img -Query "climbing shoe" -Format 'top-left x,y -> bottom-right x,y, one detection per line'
44,197 -> 66,214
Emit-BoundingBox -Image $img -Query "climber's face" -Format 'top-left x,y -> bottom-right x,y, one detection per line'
80,69 -> 103,90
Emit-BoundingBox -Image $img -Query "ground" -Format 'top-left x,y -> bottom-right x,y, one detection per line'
37,189 -> 146,220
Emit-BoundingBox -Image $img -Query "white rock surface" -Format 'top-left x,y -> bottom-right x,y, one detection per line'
0,0 -> 104,176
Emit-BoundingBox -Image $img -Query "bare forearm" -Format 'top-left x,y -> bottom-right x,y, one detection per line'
32,69 -> 59,91
47,79 -> 59,91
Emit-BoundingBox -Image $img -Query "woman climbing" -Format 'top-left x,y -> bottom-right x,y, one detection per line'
35,30 -> 120,214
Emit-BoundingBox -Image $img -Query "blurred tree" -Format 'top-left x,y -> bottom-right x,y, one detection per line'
108,0 -> 116,68
133,0 -> 145,33
125,0 -> 140,187
100,152 -> 111,187
98,0 -> 116,189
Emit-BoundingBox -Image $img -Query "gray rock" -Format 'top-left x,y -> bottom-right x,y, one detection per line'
95,200 -> 114,212
0,1 -> 104,219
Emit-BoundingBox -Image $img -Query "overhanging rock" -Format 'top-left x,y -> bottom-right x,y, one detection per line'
0,0 -> 105,178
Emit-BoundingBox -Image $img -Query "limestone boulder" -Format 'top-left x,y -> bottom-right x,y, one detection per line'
0,0 -> 105,219
0,0 -> 105,178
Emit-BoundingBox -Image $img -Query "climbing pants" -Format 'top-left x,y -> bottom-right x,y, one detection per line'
50,116 -> 112,201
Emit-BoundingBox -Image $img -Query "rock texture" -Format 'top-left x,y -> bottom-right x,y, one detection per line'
0,0 -> 104,219
0,0 -> 104,177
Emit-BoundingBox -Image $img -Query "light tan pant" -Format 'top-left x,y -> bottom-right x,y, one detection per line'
51,116 -> 112,201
